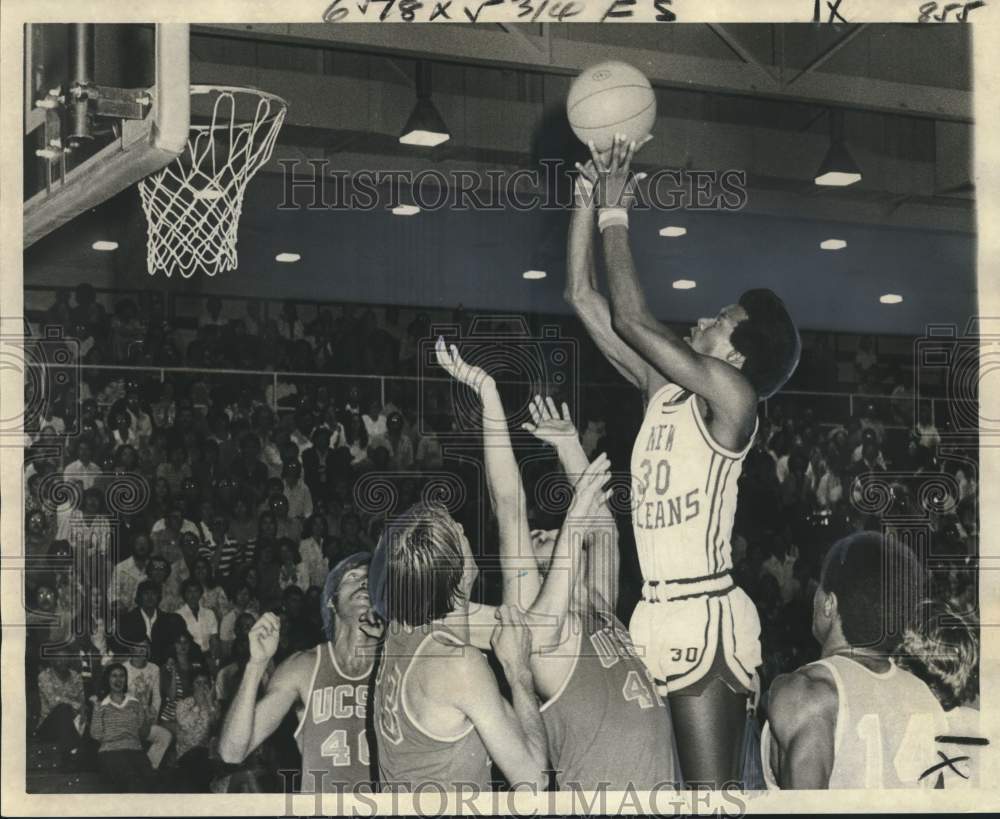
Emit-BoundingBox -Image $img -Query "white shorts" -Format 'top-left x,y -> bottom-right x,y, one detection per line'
629,577 -> 762,695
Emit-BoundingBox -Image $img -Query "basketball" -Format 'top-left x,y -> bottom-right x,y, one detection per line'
567,61 -> 656,152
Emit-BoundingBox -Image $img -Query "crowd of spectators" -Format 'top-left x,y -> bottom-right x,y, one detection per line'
22,286 -> 979,792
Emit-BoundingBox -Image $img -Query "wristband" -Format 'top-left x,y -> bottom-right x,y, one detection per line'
598,207 -> 629,232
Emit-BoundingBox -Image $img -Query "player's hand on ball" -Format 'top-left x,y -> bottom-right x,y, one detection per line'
586,133 -> 651,210
491,604 -> 534,672
435,337 -> 494,395
248,612 -> 281,664
522,395 -> 577,446
566,452 -> 613,523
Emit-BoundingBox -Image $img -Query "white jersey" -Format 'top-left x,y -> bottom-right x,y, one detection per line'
762,656 -> 951,789
630,383 -> 755,583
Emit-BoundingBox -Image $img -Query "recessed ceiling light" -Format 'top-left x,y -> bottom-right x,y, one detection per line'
820,239 -> 847,250
92,240 -> 118,251
275,252 -> 301,263
672,279 -> 697,290
523,270 -> 547,280
880,293 -> 903,304
392,205 -> 420,216
659,226 -> 687,238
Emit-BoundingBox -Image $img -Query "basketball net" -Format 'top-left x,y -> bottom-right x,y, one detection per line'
138,86 -> 287,278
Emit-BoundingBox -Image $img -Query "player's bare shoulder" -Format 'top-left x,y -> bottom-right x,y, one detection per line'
268,645 -> 322,697
768,663 -> 838,742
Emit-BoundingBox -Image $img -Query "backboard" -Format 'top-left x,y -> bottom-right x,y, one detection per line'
23,23 -> 190,247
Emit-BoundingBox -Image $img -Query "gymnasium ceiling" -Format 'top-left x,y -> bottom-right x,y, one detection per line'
26,23 -> 976,335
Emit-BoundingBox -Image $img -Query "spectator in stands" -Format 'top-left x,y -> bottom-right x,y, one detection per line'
815,453 -> 845,511
151,381 -> 177,430
362,397 -> 387,446
200,296 -> 225,329
914,403 -> 941,452
277,538 -> 309,593
157,445 -> 192,496
851,428 -> 887,471
956,464 -> 977,503
114,443 -> 141,474
173,669 -> 220,790
123,639 -> 173,771
277,300 -> 306,342
152,503 -> 198,565
158,631 -> 204,742
298,514 -> 330,590
64,487 -> 113,558
110,533 -> 153,611
113,382 -> 154,444
338,512 -> 373,553
176,579 -> 220,674
226,495 -> 256,556
200,513 -> 236,578
116,578 -> 187,665
108,409 -> 139,449
230,433 -> 268,503
148,476 -> 173,522
343,413 -> 369,468
63,438 -> 98,491
384,411 -> 414,469
192,557 -> 231,624
341,383 -> 362,419
268,494 -> 301,543
302,426 -> 338,499
25,508 -> 53,559
35,654 -> 86,770
858,401 -> 886,445
281,460 -> 313,522
89,663 -> 155,792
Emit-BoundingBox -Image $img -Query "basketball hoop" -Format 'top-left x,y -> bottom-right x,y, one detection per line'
138,85 -> 287,278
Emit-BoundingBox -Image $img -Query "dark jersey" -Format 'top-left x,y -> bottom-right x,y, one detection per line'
540,614 -> 682,790
374,626 -> 492,791
294,642 -> 373,792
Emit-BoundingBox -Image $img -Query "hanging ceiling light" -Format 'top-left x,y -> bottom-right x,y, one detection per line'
815,110 -> 862,187
400,62 -> 450,147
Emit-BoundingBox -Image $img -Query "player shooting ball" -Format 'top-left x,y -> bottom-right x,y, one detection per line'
567,133 -> 800,788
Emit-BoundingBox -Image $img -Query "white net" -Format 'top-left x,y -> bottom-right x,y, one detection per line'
138,86 -> 287,278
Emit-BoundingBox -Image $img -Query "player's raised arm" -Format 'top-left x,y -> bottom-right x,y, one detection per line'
526,452 -> 612,650
585,135 -> 757,422
218,612 -> 306,763
565,165 -> 654,392
522,396 -> 620,613
436,338 -> 539,610
452,605 -> 549,789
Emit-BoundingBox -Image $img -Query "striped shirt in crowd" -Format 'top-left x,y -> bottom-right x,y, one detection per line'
89,695 -> 149,752
198,536 -> 249,579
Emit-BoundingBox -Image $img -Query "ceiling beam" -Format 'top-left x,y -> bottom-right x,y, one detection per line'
705,24 -> 781,87
194,23 -> 972,123
785,24 -> 868,86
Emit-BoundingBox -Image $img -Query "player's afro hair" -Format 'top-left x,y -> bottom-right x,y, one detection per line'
731,289 -> 801,400
821,531 -> 925,652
